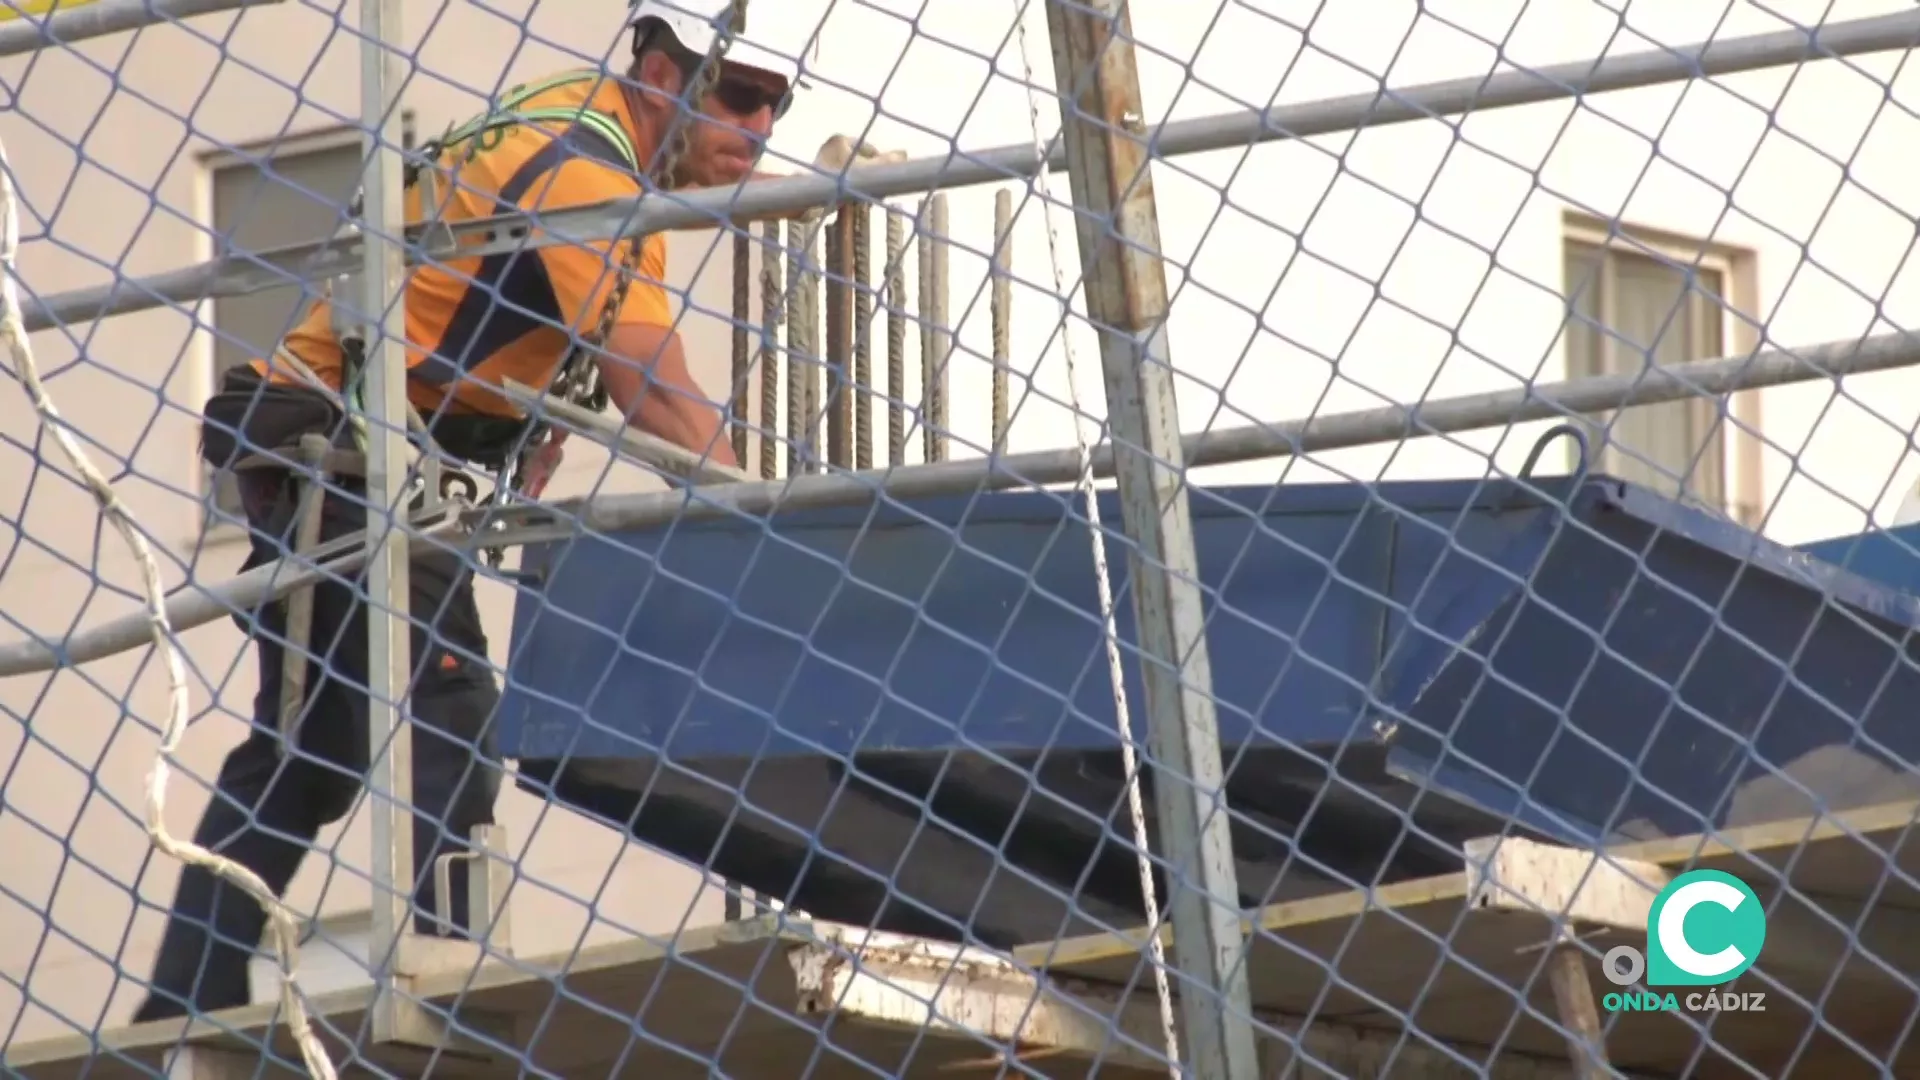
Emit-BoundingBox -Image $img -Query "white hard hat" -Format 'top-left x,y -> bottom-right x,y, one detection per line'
625,0 -> 735,55
625,0 -> 809,86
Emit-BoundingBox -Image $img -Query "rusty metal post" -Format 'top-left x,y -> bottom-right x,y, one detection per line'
799,212 -> 824,473
990,188 -> 1014,453
784,215 -> 817,476
825,210 -> 855,469
1044,3 -> 1259,1079
758,218 -> 783,479
731,228 -> 751,468
852,205 -> 874,470
917,194 -> 950,462
885,208 -> 909,467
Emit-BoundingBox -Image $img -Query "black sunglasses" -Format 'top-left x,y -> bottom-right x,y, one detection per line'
708,73 -> 793,120
654,37 -> 793,121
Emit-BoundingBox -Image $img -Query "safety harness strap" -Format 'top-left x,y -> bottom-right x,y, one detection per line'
329,69 -> 643,473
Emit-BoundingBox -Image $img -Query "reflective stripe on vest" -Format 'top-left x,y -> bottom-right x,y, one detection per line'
424,70 -> 640,178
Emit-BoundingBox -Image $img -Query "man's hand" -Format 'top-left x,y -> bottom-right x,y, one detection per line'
598,323 -> 742,473
813,134 -> 909,175
518,428 -> 568,500
801,135 -> 909,220
710,138 -> 909,228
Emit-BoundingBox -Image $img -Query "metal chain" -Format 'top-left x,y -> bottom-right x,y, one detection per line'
480,1 -> 747,563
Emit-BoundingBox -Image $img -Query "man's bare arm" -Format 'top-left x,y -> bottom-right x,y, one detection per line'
598,322 -> 741,470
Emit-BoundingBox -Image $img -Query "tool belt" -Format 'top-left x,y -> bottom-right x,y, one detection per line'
201,365 -> 540,513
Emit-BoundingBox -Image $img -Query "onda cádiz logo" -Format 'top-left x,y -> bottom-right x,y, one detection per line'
1600,869 -> 1769,1014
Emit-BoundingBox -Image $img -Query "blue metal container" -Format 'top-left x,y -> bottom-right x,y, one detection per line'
498,463 -> 1920,945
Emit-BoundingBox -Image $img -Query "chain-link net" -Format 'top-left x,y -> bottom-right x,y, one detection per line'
4,0 -> 1920,1077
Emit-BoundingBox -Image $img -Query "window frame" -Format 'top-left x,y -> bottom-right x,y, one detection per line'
1560,214 -> 1761,524
192,127 -> 365,539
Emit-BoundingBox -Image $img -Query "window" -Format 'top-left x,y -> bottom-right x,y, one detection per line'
202,138 -> 365,529
1563,235 -> 1733,513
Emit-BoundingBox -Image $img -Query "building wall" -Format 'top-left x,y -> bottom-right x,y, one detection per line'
0,3 -> 746,1041
1,0 -> 1916,1043
740,0 -> 1920,545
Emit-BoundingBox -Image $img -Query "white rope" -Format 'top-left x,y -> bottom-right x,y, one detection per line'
1008,8 -> 1183,1076
0,142 -> 339,1080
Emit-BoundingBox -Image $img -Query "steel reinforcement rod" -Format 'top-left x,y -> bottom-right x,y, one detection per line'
18,8 -> 1920,334
5,328 -> 1914,679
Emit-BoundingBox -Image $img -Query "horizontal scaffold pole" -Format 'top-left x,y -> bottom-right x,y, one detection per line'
17,9 -> 1920,334
2,327 -> 1913,679
0,0 -> 282,58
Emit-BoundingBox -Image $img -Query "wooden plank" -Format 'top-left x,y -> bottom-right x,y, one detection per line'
1017,800 -> 1920,1079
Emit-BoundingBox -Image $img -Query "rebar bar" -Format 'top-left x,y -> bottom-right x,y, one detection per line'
886,208 -> 909,468
758,218 -> 782,480
784,215 -> 810,477
800,211 -> 825,473
731,228 -> 751,468
853,204 -> 874,471
918,194 -> 950,463
826,211 -> 854,470
991,188 -> 1013,454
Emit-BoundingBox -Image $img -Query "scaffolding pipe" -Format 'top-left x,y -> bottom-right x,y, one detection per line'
21,9 -> 1919,336
0,0 -> 282,57
357,0 -> 417,1048
7,329 -> 1919,681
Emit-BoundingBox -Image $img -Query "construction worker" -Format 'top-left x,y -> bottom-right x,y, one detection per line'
133,0 -> 893,1022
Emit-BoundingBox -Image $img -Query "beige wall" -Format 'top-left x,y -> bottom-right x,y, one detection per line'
0,3 -> 759,1040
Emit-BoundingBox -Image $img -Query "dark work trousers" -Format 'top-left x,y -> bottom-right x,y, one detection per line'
133,369 -> 504,1022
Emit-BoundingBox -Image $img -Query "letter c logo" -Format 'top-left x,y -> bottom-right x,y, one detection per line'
1658,878 -> 1748,979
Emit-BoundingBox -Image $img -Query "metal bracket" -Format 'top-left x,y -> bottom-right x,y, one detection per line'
432,823 -> 515,957
365,824 -> 516,1058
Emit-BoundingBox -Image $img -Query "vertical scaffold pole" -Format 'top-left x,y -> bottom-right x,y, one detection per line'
1042,3 -> 1259,1078
360,0 -> 416,1046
